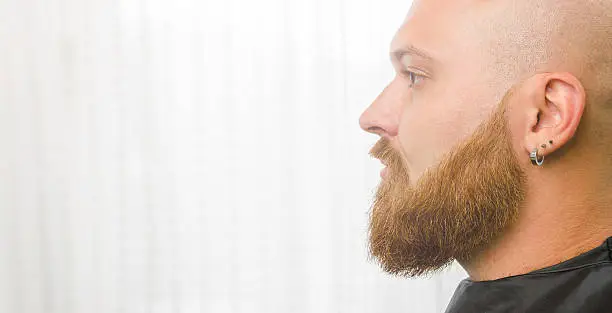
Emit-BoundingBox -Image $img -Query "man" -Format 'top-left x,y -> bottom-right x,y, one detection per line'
359,0 -> 612,312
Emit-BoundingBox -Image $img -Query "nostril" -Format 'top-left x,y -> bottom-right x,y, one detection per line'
367,126 -> 385,136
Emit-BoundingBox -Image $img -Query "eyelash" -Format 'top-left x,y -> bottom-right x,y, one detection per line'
402,70 -> 426,88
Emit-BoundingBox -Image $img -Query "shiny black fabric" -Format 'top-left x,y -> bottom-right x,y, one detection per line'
444,236 -> 612,313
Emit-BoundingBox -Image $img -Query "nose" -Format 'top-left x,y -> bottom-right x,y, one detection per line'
359,81 -> 403,138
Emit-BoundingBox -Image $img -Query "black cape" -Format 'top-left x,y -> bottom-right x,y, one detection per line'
444,236 -> 612,313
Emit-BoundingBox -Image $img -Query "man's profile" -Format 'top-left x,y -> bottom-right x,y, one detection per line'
359,0 -> 612,312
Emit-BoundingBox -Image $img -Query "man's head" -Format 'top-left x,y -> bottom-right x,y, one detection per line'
360,0 -> 612,278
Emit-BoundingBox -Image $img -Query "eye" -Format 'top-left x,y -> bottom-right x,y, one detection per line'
404,70 -> 425,88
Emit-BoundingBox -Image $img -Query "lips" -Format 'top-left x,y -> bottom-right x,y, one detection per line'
376,158 -> 388,178
380,165 -> 388,179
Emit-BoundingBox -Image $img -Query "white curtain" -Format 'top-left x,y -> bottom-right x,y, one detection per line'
0,0 -> 467,312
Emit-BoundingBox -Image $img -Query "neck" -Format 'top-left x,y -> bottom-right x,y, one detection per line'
459,167 -> 612,282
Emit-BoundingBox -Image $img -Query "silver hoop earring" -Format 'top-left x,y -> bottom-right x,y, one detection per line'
530,148 -> 544,166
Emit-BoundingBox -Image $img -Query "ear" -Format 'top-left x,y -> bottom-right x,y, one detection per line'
520,72 -> 586,160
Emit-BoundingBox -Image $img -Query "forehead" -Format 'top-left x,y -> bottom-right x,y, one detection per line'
390,0 -> 491,60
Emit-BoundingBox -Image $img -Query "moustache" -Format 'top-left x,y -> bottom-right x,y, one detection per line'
369,138 -> 394,163
369,138 -> 406,173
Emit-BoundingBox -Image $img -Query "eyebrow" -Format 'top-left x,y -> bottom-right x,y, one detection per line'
390,45 -> 435,64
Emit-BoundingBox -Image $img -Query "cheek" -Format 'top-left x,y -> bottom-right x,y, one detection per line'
397,94 -> 487,180
397,103 -> 452,180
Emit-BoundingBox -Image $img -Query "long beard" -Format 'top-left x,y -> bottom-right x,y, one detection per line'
368,92 -> 527,278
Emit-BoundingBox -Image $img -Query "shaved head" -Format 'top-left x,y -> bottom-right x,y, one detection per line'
476,0 -> 612,147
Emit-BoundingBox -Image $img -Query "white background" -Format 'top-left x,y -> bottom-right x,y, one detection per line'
0,0 -> 467,312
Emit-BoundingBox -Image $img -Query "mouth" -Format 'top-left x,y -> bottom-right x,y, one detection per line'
379,159 -> 389,178
380,166 -> 388,179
